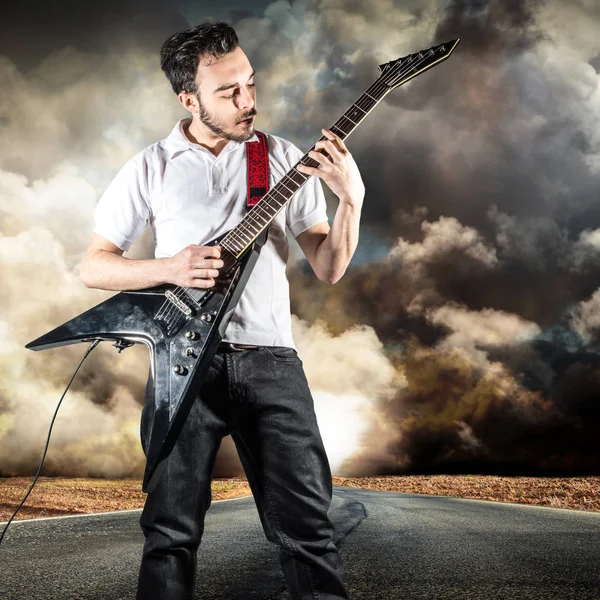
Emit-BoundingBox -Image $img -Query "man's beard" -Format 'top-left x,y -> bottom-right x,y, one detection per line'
196,93 -> 257,143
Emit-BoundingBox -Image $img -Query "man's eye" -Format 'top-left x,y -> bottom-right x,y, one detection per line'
223,83 -> 255,99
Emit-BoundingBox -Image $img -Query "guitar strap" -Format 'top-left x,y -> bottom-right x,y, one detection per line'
245,131 -> 270,210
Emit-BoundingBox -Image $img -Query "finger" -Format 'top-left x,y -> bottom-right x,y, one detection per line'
191,258 -> 222,271
307,150 -> 332,167
204,259 -> 224,269
189,277 -> 215,288
322,128 -> 348,153
200,246 -> 221,259
296,163 -> 323,178
314,140 -> 343,162
194,268 -> 220,279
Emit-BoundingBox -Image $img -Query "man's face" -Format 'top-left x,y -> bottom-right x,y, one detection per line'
192,46 -> 257,143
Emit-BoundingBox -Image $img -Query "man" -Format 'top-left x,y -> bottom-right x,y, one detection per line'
80,22 -> 364,600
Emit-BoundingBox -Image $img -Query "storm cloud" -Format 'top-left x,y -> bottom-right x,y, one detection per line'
1,0 -> 600,478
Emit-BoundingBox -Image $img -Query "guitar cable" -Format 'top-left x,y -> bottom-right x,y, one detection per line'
0,339 -> 101,547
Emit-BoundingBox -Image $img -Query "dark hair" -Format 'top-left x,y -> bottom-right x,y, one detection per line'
160,22 -> 239,95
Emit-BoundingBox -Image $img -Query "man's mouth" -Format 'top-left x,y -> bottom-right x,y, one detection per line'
238,115 -> 256,125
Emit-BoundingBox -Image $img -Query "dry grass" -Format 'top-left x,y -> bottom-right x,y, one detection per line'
332,475 -> 600,512
0,477 -> 251,521
1,475 -> 599,522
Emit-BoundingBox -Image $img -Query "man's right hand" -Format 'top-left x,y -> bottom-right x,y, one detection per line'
168,244 -> 224,288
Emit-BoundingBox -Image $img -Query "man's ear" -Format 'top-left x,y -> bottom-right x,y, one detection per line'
177,92 -> 198,114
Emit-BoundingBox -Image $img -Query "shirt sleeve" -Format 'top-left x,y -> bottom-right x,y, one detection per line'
284,143 -> 329,238
92,155 -> 150,251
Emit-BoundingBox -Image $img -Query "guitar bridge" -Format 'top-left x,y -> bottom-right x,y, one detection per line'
165,291 -> 194,316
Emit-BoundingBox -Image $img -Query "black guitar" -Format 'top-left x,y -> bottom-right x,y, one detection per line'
26,39 -> 460,493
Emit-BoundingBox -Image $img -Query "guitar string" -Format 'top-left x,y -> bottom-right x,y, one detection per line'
158,46 -> 443,328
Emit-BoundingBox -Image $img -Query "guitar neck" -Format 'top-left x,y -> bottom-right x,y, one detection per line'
219,80 -> 391,259
219,38 -> 460,259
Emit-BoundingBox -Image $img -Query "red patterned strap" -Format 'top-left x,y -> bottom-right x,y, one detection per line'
245,131 -> 270,210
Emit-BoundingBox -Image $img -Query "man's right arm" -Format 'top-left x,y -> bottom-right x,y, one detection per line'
80,233 -> 224,291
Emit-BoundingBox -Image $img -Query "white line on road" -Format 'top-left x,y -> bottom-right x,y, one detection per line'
0,494 -> 253,526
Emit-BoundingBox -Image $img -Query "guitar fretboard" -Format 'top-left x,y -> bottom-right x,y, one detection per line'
219,80 -> 391,258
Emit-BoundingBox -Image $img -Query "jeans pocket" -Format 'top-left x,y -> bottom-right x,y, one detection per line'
263,346 -> 301,362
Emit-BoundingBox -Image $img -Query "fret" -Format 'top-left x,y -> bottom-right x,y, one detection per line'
222,233 -> 242,250
287,170 -> 305,186
364,91 -> 379,102
252,202 -> 273,222
250,199 -> 271,218
330,124 -> 345,138
302,157 -> 321,170
350,103 -> 366,116
229,231 -> 250,249
245,213 -> 269,235
242,220 -> 259,236
356,95 -> 376,109
250,209 -> 269,227
226,228 -> 246,248
265,195 -> 282,210
222,241 -> 241,255
290,168 -> 308,183
222,231 -> 243,248
332,120 -> 352,137
231,223 -> 251,241
340,113 -> 358,127
238,222 -> 257,240
225,240 -> 244,254
248,219 -> 266,236
283,175 -> 301,191
247,200 -> 278,227
270,187 -> 289,204
278,179 -> 296,195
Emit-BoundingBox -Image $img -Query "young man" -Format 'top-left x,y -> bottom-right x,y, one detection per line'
80,22 -> 364,600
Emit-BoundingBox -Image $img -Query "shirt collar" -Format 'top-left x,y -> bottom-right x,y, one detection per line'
164,118 -> 259,159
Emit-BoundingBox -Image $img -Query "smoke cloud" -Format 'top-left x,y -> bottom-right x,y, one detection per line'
2,0 -> 600,479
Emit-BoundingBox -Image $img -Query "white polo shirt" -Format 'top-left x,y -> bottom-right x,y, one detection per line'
93,118 -> 328,348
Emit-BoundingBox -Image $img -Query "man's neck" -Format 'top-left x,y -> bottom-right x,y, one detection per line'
184,117 -> 230,157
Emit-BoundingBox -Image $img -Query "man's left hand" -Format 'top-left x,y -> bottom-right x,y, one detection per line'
296,129 -> 365,206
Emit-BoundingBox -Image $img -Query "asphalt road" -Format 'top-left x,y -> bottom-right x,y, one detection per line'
1,486 -> 600,599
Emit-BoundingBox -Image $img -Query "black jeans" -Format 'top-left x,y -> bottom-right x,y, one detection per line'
136,345 -> 350,600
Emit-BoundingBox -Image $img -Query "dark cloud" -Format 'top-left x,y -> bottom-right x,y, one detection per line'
0,0 -> 191,71
285,0 -> 600,475
2,0 -> 600,477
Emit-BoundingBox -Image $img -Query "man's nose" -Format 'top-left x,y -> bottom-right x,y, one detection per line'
237,85 -> 255,110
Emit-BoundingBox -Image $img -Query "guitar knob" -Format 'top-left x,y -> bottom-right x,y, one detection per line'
185,331 -> 198,340
185,348 -> 196,357
173,365 -> 187,375
200,313 -> 213,323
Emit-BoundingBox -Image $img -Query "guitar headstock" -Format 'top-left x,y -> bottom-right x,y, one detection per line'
378,39 -> 460,90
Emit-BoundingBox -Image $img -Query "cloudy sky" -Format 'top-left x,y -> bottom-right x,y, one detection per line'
1,0 -> 600,479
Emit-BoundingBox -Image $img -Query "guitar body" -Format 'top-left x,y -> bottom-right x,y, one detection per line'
26,231 -> 267,492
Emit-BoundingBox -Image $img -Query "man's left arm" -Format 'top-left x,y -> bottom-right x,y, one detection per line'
296,129 -> 365,285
